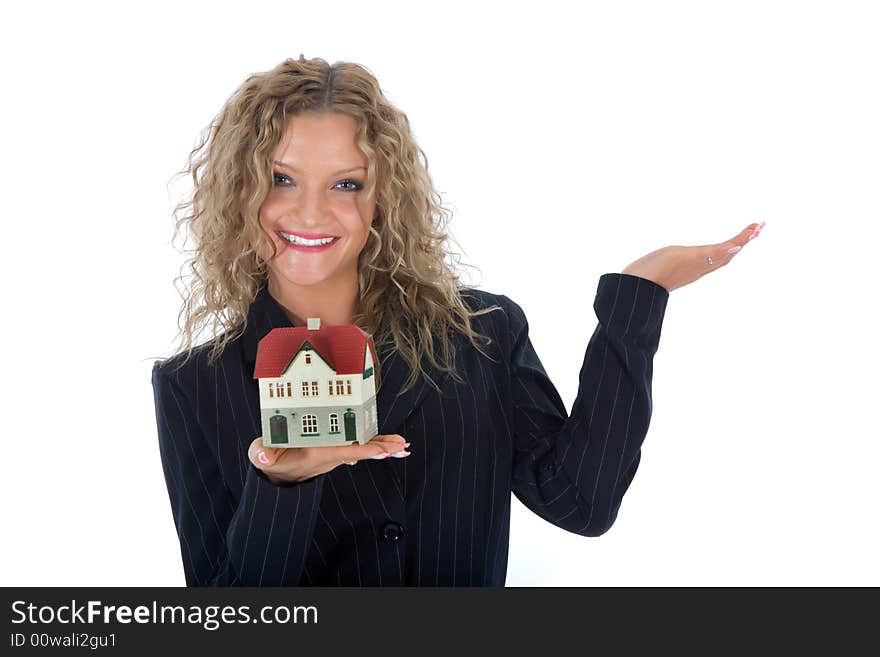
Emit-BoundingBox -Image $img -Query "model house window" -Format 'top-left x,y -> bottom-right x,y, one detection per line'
268,382 -> 292,397
329,413 -> 339,433
311,380 -> 318,396
329,378 -> 352,395
302,381 -> 310,396
305,352 -> 312,364
364,366 -> 373,378
301,414 -> 317,435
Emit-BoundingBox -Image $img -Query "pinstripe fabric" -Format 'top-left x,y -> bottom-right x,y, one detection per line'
151,272 -> 669,586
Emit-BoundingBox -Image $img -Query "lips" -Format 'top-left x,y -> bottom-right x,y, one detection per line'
279,230 -> 339,240
278,231 -> 341,252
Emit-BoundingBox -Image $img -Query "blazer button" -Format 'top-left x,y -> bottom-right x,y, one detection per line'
381,521 -> 404,544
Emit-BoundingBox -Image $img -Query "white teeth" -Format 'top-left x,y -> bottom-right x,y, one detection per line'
279,232 -> 337,246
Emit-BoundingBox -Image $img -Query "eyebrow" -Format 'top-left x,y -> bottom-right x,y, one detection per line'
273,161 -> 367,176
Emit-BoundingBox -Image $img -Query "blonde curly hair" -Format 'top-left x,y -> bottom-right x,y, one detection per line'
161,55 -> 502,394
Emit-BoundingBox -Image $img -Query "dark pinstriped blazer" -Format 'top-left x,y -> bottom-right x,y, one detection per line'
150,272 -> 669,586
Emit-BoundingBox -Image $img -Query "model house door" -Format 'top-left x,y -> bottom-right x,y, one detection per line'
344,410 -> 356,442
270,414 -> 288,444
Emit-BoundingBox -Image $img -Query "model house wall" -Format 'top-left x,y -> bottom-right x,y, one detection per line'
254,318 -> 379,448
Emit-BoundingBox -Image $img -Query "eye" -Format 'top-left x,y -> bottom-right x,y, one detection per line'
272,172 -> 362,192
336,179 -> 363,192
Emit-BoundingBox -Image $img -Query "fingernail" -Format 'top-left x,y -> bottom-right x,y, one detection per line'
371,453 -> 389,460
404,442 -> 411,448
390,450 -> 411,458
257,450 -> 270,465
756,220 -> 766,229
727,246 -> 742,254
748,232 -> 759,241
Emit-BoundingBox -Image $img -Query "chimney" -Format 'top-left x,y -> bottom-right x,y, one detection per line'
307,317 -> 321,330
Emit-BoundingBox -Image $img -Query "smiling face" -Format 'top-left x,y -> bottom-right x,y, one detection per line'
258,111 -> 376,295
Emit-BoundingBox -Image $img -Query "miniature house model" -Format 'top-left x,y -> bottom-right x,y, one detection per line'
254,318 -> 381,448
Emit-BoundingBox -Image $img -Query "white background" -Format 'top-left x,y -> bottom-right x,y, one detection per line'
2,0 -> 877,586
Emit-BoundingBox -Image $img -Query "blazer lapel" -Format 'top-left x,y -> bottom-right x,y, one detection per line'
372,335 -> 450,437
241,283 -> 450,439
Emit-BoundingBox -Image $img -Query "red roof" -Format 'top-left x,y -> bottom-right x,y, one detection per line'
253,324 -> 378,380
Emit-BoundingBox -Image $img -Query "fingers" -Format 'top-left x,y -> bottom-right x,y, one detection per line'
361,434 -> 411,462
381,434 -> 411,458
747,220 -> 765,241
328,443 -> 386,465
385,446 -> 412,458
367,434 -> 411,460
732,220 -> 765,244
366,434 -> 407,452
320,434 -> 410,467
248,436 -> 280,470
715,220 -> 765,264
248,434 -> 411,473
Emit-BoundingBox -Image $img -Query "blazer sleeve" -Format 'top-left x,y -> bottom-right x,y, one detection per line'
151,361 -> 324,586
506,273 -> 669,537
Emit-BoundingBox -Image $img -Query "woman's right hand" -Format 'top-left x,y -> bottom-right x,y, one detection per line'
247,434 -> 410,485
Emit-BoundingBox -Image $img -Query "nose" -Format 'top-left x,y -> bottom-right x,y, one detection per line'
296,186 -> 333,226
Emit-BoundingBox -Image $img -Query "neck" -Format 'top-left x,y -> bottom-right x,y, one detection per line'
267,273 -> 360,327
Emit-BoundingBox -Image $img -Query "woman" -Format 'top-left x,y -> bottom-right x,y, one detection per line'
151,55 -> 764,586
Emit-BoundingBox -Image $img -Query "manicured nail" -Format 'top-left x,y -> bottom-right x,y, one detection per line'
390,450 -> 411,458
404,442 -> 411,448
748,232 -> 759,240
727,246 -> 742,254
257,450 -> 270,464
371,453 -> 389,460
